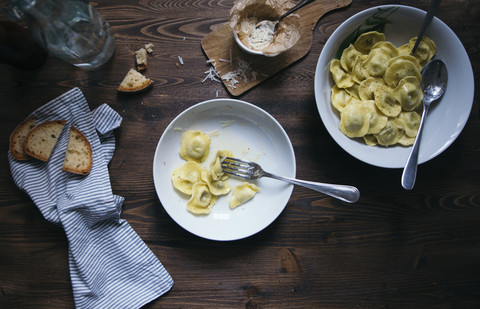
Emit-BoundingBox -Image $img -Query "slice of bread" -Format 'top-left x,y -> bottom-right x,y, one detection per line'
62,126 -> 92,175
23,120 -> 66,162
117,68 -> 153,93
10,115 -> 36,160
135,47 -> 147,71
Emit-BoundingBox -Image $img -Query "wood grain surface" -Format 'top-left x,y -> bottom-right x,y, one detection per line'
201,0 -> 352,96
1,0 -> 480,308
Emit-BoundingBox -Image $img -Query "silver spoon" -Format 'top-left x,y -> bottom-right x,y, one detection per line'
401,59 -> 448,190
411,0 -> 442,55
255,0 -> 316,29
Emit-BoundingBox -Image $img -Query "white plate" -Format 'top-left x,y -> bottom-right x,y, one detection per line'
153,99 -> 295,241
314,5 -> 474,168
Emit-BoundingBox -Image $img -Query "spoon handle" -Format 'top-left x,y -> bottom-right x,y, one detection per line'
279,0 -> 316,21
401,104 -> 430,190
411,0 -> 442,54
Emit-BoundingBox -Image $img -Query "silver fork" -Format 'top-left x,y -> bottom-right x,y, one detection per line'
221,157 -> 360,203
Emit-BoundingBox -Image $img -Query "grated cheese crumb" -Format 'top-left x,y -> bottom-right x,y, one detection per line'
219,120 -> 236,128
202,56 -> 256,90
221,57 -> 256,89
208,130 -> 220,137
178,55 -> 184,65
240,18 -> 276,50
203,64 -> 222,83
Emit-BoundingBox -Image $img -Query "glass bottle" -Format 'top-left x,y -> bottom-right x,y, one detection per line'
3,0 -> 115,70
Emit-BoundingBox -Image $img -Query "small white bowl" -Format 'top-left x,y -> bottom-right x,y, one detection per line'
232,29 -> 280,57
314,5 -> 474,168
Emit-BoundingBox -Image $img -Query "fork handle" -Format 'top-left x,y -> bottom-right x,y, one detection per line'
264,172 -> 360,203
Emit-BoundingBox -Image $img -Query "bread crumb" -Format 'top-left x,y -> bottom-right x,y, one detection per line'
135,48 -> 147,71
144,43 -> 154,54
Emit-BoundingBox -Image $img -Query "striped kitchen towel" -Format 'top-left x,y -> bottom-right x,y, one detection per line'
8,88 -> 174,309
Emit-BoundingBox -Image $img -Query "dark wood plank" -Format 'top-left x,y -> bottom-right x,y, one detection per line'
1,0 -> 479,308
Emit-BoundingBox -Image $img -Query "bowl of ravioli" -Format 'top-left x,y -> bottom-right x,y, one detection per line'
314,5 -> 474,168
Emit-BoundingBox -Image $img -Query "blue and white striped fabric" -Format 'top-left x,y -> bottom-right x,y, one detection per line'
8,88 -> 174,308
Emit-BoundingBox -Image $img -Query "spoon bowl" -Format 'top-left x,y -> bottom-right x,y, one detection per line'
401,59 -> 448,190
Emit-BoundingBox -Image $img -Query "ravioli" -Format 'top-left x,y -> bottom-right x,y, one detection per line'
340,44 -> 361,72
398,111 -> 421,138
201,170 -> 231,196
397,134 -> 416,146
179,130 -> 211,162
374,118 -> 404,146
171,162 -> 205,195
399,36 -> 436,66
230,182 -> 260,209
353,31 -> 385,54
362,48 -> 391,77
374,86 -> 401,117
352,54 -> 368,84
330,59 -> 354,88
172,130 -> 259,216
330,31 -> 436,147
371,41 -> 399,58
384,56 -> 421,87
210,150 -> 233,181
363,134 -> 378,146
339,103 -> 371,138
187,182 -> 217,214
411,36 -> 436,66
363,100 -> 388,134
331,85 -> 351,112
358,77 -> 385,101
345,83 -> 360,99
393,76 -> 423,111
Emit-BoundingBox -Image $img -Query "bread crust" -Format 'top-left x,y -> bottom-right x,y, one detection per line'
62,126 -> 92,175
117,68 -> 153,93
10,115 -> 36,160
23,120 -> 66,162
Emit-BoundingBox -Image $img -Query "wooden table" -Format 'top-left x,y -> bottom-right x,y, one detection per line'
1,0 -> 479,307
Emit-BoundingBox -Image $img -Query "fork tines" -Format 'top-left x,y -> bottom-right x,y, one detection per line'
220,156 -> 251,179
220,156 -> 250,165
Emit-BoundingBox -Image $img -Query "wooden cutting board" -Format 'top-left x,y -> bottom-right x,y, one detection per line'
201,0 -> 352,96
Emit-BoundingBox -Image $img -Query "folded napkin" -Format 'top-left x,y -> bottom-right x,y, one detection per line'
8,88 -> 173,309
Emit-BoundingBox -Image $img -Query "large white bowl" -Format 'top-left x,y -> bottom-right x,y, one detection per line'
314,5 -> 474,168
153,99 -> 295,241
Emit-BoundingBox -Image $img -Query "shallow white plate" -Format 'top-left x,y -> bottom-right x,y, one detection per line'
314,5 -> 474,168
153,99 -> 295,241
